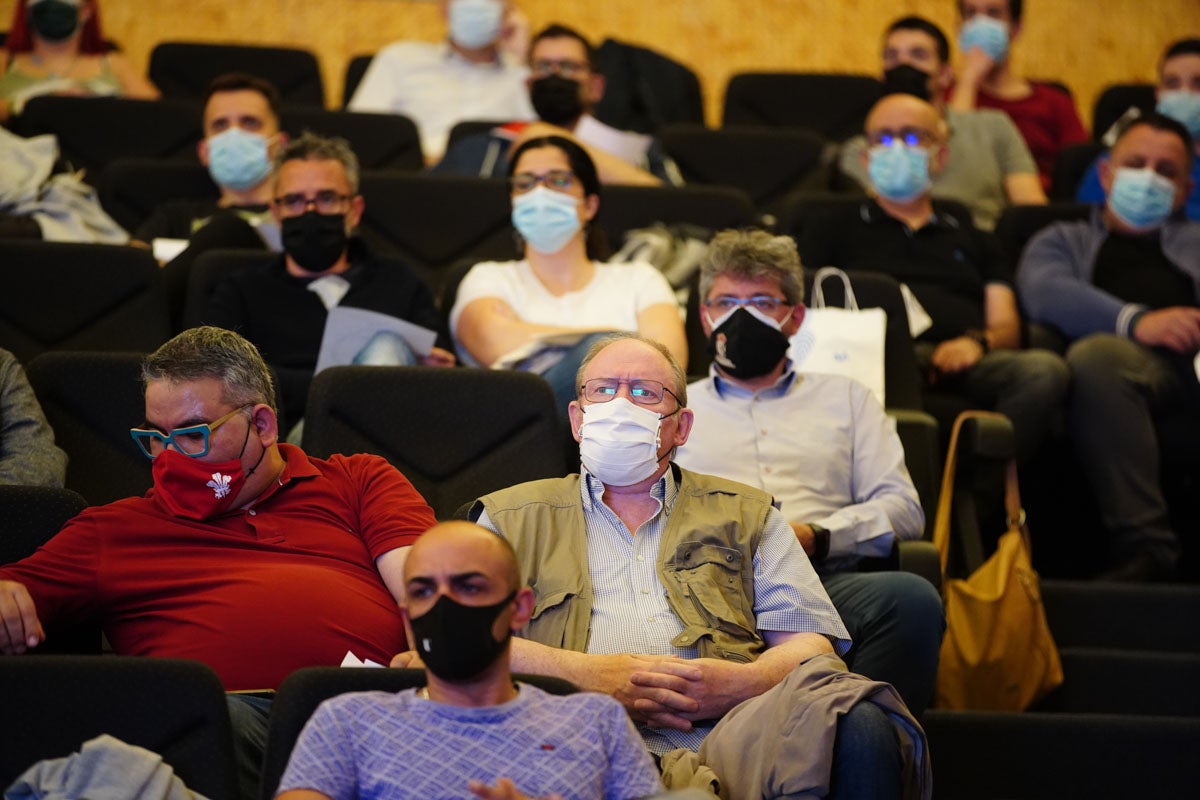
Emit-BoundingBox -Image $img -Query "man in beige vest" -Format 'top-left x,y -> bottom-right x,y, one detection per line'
396,334 -> 928,799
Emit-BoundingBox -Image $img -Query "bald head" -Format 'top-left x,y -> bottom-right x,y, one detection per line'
404,521 -> 522,599
865,93 -> 947,144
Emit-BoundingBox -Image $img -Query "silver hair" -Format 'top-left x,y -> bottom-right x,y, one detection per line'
274,130 -> 360,194
142,326 -> 277,411
574,333 -> 688,407
698,228 -> 805,306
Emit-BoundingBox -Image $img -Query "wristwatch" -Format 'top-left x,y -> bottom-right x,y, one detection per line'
808,523 -> 830,563
964,329 -> 991,353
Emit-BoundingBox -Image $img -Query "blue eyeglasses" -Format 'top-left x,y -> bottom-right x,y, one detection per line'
130,405 -> 252,460
704,295 -> 791,314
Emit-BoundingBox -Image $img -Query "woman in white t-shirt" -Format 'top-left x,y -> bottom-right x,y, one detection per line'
450,135 -> 686,411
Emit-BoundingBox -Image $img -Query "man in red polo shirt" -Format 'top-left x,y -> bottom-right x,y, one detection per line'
0,325 -> 435,800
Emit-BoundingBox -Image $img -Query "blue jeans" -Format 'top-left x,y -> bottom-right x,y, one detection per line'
822,570 -> 945,718
828,702 -> 904,800
226,693 -> 272,800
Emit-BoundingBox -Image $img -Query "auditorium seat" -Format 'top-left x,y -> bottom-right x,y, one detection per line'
722,72 -> 882,141
658,124 -> 832,214
0,656 -> 238,800
26,351 -> 153,506
150,42 -> 325,107
14,96 -> 200,177
0,240 -> 171,363
302,366 -> 569,520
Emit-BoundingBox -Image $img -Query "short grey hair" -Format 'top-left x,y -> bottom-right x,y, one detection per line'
142,326 -> 277,411
274,130 -> 360,194
574,333 -> 688,407
698,229 -> 805,306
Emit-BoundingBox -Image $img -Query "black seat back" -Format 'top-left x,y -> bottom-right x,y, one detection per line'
150,42 -> 325,107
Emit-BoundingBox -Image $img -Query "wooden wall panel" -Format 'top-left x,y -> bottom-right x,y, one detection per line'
2,0 -> 1197,132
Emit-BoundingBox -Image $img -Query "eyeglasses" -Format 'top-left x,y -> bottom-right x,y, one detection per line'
273,190 -> 352,218
509,169 -> 576,194
866,127 -> 937,148
530,58 -> 589,80
705,295 -> 791,314
581,378 -> 680,407
130,404 -> 253,460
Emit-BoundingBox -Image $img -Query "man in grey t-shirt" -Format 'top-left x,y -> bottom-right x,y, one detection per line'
839,14 -> 1046,229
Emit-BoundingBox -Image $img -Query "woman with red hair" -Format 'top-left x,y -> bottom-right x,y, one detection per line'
0,0 -> 157,122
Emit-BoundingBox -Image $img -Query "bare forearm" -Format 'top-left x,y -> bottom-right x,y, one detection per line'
509,637 -> 599,688
748,632 -> 835,695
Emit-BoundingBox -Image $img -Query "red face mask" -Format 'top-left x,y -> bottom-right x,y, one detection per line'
150,415 -> 266,520
151,449 -> 249,520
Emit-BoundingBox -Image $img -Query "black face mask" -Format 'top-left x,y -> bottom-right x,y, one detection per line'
529,74 -> 586,127
280,211 -> 348,274
30,0 -> 80,42
881,64 -> 933,102
707,308 -> 791,380
409,591 -> 516,682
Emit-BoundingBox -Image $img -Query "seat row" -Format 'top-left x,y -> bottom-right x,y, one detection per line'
1,643 -> 1198,800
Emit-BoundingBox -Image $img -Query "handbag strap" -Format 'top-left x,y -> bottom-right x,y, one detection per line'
810,266 -> 860,311
932,410 -> 1030,574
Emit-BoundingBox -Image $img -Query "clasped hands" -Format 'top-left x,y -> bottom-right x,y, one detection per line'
392,649 -> 747,731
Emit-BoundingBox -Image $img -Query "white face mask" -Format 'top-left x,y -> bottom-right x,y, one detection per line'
578,398 -> 666,487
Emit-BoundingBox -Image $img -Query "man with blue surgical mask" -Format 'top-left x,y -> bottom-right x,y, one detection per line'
805,93 -> 1068,466
136,72 -> 286,248
839,14 -> 1046,230
1078,38 -> 1200,222
1019,113 -> 1200,583
948,0 -> 1088,190
348,0 -> 534,162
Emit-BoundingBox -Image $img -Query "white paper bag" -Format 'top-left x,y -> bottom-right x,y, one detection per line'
789,267 -> 887,405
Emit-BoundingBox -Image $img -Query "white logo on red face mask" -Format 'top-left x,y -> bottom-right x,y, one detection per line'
207,472 -> 233,499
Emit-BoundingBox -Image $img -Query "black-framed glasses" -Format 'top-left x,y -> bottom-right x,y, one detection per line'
705,295 -> 791,315
866,127 -> 937,148
581,378 -> 680,407
530,58 -> 589,80
273,190 -> 351,217
509,169 -> 576,194
130,404 -> 253,460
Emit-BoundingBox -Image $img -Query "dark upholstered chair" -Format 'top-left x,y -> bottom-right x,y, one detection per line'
658,124 -> 832,212
1091,82 -> 1156,140
150,42 -> 324,107
0,241 -> 171,364
0,656 -> 238,800
301,366 -> 569,520
597,184 -> 757,250
1048,142 -> 1106,202
279,107 -> 423,170
341,54 -> 373,108
356,173 -> 515,285
923,709 -> 1200,799
591,38 -> 704,134
722,72 -> 882,142
98,158 -> 219,235
14,96 -> 200,177
0,485 -> 99,654
26,351 -> 152,506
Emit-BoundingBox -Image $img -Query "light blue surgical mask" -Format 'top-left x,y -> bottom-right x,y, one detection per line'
448,0 -> 504,50
1107,167 -> 1177,231
206,127 -> 272,192
512,185 -> 583,254
959,15 -> 1009,63
1156,90 -> 1200,140
868,144 -> 932,203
